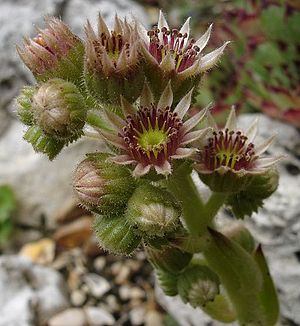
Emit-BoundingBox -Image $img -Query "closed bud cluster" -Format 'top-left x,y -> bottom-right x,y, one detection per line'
93,213 -> 141,255
178,265 -> 220,308
125,183 -> 181,238
73,153 -> 136,216
17,17 -> 84,84
84,15 -> 144,105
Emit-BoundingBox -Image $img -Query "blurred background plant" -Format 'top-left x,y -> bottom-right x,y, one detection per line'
0,185 -> 16,248
137,0 -> 300,127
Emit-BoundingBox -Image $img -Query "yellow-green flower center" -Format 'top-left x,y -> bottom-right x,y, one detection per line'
137,129 -> 168,150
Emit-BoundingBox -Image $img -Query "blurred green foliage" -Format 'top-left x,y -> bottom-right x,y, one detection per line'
0,185 -> 16,246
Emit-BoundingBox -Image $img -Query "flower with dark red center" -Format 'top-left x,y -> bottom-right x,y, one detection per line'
84,14 -> 144,105
195,107 -> 284,192
17,17 -> 84,83
138,10 -> 230,101
100,82 -> 210,177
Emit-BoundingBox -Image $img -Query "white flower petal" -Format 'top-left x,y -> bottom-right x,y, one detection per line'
157,81 -> 173,111
181,128 -> 211,145
195,23 -> 213,52
104,109 -> 125,130
171,148 -> 196,159
109,155 -> 135,165
183,103 -> 212,132
179,17 -> 191,48
97,13 -> 110,36
154,161 -> 172,175
206,110 -> 218,130
99,130 -> 126,150
245,118 -> 259,143
255,156 -> 284,168
255,135 -> 276,156
225,106 -> 237,131
133,163 -> 151,177
140,81 -> 154,108
121,96 -> 136,117
200,41 -> 230,72
135,19 -> 149,46
158,10 -> 169,31
173,88 -> 193,119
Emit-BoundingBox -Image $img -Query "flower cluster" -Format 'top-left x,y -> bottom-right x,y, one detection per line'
16,10 -> 282,326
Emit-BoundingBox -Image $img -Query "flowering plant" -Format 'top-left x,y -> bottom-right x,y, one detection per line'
16,11 -> 282,325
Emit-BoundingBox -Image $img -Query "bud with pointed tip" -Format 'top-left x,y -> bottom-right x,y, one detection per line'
73,153 -> 136,215
195,108 -> 283,193
125,183 -> 182,238
84,14 -> 144,105
138,10 -> 229,102
17,17 -> 84,84
93,213 -> 141,255
145,245 -> 192,273
178,265 -> 220,308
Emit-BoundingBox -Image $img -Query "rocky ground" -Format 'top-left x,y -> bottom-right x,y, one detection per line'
0,0 -> 300,325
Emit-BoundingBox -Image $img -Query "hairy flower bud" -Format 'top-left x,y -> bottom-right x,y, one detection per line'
84,14 -> 144,105
93,213 -> 141,255
73,153 -> 136,215
17,17 -> 84,84
125,183 -> 181,238
30,79 -> 86,140
178,265 -> 220,308
145,245 -> 192,273
17,17 -> 84,86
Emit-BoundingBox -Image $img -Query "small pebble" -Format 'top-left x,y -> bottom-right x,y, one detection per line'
70,289 -> 86,306
130,287 -> 145,300
48,308 -> 87,326
93,256 -> 106,272
85,306 -> 115,326
129,306 -> 146,325
83,273 -> 111,298
145,310 -> 164,326
115,264 -> 131,284
119,285 -> 131,301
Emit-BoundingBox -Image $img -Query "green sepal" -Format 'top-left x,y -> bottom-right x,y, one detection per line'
24,125 -> 66,160
221,224 -> 256,254
36,42 -> 85,88
177,265 -> 220,308
226,168 -> 279,219
156,269 -> 178,296
202,294 -> 237,323
145,245 -> 192,274
253,245 -> 279,326
93,213 -> 141,256
204,228 -> 266,325
199,171 -> 253,193
16,86 -> 36,126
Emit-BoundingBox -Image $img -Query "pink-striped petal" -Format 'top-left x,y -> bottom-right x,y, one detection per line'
157,81 -> 173,111
194,24 -> 213,52
171,148 -> 196,159
181,128 -> 211,145
183,104 -> 211,132
100,130 -> 126,149
173,88 -> 193,119
245,118 -> 259,143
109,155 -> 135,165
140,81 -> 154,108
255,135 -> 276,156
200,41 -> 230,72
154,161 -> 172,175
255,156 -> 284,168
121,96 -> 136,117
133,163 -> 151,177
224,106 -> 237,131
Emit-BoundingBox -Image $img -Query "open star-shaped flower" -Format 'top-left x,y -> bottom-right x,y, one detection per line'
99,82 -> 210,177
195,107 -> 284,192
137,10 -> 230,101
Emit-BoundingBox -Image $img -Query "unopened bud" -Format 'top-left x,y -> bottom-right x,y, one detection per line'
93,213 -> 141,255
178,265 -> 220,308
31,78 -> 86,140
125,183 -> 181,238
73,153 -> 136,215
